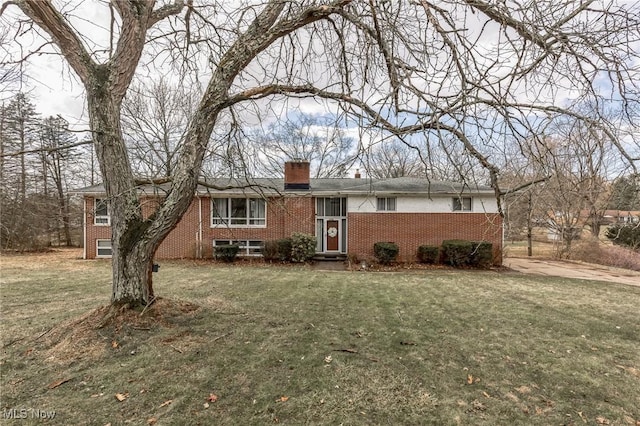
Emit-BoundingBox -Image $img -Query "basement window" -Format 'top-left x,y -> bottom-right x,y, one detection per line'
213,240 -> 263,256
96,239 -> 112,258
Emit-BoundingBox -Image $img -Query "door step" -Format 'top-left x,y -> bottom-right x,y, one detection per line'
313,253 -> 347,261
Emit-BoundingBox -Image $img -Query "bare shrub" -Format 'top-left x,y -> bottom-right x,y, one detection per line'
569,239 -> 640,271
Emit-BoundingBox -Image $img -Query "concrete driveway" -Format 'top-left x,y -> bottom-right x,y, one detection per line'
505,257 -> 640,287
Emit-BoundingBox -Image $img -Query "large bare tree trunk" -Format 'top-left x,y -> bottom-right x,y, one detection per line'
87,86 -> 155,306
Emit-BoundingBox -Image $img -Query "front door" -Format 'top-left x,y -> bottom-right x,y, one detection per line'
326,219 -> 339,251
315,197 -> 347,254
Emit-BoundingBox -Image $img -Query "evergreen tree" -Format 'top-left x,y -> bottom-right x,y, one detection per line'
609,175 -> 640,211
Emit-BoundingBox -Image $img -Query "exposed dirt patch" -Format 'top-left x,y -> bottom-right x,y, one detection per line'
39,298 -> 200,365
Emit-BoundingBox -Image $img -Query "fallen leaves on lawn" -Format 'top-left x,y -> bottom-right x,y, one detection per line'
111,341 -> 118,349
207,393 -> 218,403
622,415 -> 638,425
115,393 -> 129,402
48,377 -> 71,389
472,399 -> 486,411
159,399 -> 172,408
596,416 -> 610,425
276,396 -> 289,403
147,418 -> 157,425
466,374 -> 480,385
616,365 -> 640,378
324,355 -> 332,363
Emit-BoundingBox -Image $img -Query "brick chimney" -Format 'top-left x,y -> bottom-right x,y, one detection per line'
284,160 -> 310,190
354,169 -> 361,179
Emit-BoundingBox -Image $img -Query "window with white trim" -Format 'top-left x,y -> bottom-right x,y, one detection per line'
213,240 -> 263,256
94,198 -> 110,225
211,198 -> 266,226
96,239 -> 112,257
376,197 -> 396,211
453,197 -> 472,211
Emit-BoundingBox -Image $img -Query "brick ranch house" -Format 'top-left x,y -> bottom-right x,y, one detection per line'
77,161 -> 504,264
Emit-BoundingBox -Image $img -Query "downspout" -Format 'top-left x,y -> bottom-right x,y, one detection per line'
83,197 -> 87,259
502,195 -> 506,265
198,194 -> 203,259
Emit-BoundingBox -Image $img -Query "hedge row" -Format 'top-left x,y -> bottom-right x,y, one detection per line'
372,240 -> 494,268
423,240 -> 493,268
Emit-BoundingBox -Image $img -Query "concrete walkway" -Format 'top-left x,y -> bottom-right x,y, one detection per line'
505,257 -> 640,287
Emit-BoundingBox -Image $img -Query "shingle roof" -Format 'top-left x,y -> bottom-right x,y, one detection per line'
73,177 -> 494,196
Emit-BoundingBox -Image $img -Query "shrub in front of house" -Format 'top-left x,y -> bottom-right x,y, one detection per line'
374,242 -> 399,264
275,238 -> 293,262
441,239 -> 473,267
290,232 -> 317,263
213,244 -> 240,262
470,241 -> 493,268
417,245 -> 440,264
262,238 -> 292,262
262,241 -> 280,262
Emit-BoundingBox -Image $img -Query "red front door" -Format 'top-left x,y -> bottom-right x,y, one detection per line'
326,220 -> 339,251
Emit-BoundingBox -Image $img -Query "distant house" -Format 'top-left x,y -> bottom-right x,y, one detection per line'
601,210 -> 640,225
76,161 -> 504,264
545,209 -> 640,241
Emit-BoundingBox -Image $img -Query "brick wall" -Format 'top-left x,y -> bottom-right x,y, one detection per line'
84,196 -> 502,263
84,195 -> 316,259
201,195 -> 315,258
347,212 -> 503,265
85,197 -> 112,259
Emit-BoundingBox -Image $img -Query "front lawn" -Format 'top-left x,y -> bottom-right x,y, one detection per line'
1,250 -> 639,425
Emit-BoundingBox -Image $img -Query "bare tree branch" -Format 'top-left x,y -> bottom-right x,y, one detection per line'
0,138 -> 92,157
13,0 -> 96,84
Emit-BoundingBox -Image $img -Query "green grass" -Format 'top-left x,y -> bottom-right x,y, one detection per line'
1,250 -> 640,425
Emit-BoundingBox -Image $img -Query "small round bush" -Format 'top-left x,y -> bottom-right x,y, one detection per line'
441,240 -> 473,267
417,245 -> 440,264
290,232 -> 317,263
374,242 -> 399,265
470,241 -> 493,268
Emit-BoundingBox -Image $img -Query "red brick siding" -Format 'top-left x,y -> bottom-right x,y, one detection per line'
347,212 -> 503,265
201,196 -> 315,258
84,195 -> 316,259
85,197 -> 112,259
84,196 -> 502,263
154,199 -> 200,259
